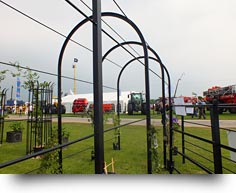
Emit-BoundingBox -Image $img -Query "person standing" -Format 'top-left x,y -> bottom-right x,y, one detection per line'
19,105 -> 23,116
198,99 -> 206,119
29,104 -> 33,116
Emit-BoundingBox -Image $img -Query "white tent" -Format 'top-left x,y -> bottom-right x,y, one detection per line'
61,91 -> 131,113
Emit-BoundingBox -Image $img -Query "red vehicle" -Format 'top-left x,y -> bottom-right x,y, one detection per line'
72,98 -> 88,113
88,103 -> 115,113
203,85 -> 236,113
103,103 -> 115,112
182,96 -> 197,103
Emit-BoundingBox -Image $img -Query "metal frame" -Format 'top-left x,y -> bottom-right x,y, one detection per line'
26,82 -> 53,155
0,89 -> 7,144
102,41 -> 173,171
92,1 -> 104,174
172,101 -> 236,174
58,12 -> 152,173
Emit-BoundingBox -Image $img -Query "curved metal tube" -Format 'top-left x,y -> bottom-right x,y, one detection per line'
103,41 -> 172,170
58,12 -> 152,173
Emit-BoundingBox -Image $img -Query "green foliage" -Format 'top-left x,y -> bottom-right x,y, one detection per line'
111,113 -> 121,126
87,110 -> 109,127
1,62 -> 41,93
10,62 -> 22,77
62,127 -> 70,138
22,66 -> 39,90
9,122 -> 25,132
0,69 -> 8,90
111,113 -> 121,144
37,128 -> 60,174
148,125 -> 161,173
0,70 -> 8,82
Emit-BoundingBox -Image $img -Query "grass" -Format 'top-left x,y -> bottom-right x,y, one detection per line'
172,126 -> 235,174
0,121 -> 149,174
0,116 -> 235,174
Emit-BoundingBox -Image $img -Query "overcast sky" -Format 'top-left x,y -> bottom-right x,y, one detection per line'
1,0 -> 236,100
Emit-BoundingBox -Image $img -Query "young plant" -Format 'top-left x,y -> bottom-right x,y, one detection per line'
112,113 -> 121,150
9,122 -> 25,132
148,125 -> 161,173
38,128 -> 60,174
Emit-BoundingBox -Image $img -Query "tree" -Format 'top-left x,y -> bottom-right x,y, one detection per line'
10,62 -> 22,78
22,67 -> 39,90
9,62 -> 40,90
0,70 -> 8,91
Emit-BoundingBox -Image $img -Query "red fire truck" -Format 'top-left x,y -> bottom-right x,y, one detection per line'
203,85 -> 236,113
72,98 -> 88,113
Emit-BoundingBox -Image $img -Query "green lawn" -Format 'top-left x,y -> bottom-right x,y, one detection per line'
172,127 -> 235,174
0,118 -> 235,174
0,121 -> 149,174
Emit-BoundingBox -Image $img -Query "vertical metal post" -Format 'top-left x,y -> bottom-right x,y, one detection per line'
73,63 -> 76,95
210,99 -> 223,174
0,89 -> 7,145
117,87 -> 121,150
93,0 -> 104,174
162,98 -> 167,169
143,51 -> 151,174
181,116 -> 185,164
57,74 -> 63,173
169,105 -> 174,174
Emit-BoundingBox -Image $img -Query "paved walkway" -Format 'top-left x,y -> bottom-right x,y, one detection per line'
5,115 -> 236,128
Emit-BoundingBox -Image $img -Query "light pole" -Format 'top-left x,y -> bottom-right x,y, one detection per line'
174,72 -> 185,97
72,58 -> 78,95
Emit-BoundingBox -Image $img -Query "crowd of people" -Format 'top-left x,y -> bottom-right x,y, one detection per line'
3,104 -> 33,116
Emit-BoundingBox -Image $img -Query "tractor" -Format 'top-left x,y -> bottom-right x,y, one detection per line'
127,92 -> 146,115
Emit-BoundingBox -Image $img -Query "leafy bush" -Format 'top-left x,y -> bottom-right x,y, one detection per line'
9,122 -> 25,132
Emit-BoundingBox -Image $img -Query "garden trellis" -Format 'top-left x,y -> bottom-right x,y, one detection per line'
1,0 -> 235,174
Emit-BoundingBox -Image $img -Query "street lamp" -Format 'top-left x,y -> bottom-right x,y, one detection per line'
174,72 -> 185,97
72,58 -> 78,95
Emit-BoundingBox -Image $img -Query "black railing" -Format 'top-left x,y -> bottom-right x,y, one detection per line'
171,100 -> 236,174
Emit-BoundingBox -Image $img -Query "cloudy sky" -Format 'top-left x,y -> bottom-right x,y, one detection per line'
1,0 -> 236,100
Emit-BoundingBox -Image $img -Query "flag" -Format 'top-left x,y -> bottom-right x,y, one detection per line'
16,77 -> 21,99
69,89 -> 74,95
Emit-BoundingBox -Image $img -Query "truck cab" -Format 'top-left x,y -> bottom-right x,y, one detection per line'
127,92 -> 146,115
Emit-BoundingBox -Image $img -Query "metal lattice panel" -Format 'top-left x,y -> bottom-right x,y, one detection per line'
26,82 -> 53,154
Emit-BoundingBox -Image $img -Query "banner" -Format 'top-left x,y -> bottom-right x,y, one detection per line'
174,97 -> 186,116
16,77 -> 20,99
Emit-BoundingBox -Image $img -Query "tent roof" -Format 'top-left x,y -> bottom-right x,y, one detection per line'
61,91 -> 131,104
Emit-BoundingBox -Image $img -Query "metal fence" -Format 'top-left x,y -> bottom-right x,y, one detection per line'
170,100 -> 236,174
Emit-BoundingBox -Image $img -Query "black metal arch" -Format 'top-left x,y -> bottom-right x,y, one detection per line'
58,12 -> 152,173
102,41 -> 173,170
0,88 -> 7,145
